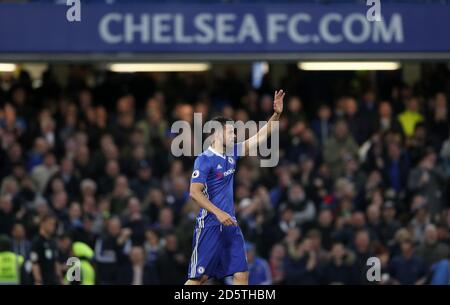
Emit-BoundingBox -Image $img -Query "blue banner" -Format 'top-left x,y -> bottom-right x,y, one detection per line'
0,3 -> 449,53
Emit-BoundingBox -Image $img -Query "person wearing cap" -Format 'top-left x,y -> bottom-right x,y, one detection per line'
0,234 -> 24,285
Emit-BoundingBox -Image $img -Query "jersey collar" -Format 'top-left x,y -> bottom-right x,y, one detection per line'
208,146 -> 226,159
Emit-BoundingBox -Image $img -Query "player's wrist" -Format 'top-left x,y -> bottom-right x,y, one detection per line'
212,208 -> 223,216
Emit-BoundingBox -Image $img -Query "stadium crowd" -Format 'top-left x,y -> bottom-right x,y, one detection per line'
0,64 -> 449,285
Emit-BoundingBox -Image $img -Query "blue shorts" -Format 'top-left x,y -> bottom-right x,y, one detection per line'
187,224 -> 248,280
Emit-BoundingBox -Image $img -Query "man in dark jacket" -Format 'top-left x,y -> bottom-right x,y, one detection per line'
117,246 -> 158,285
389,239 -> 427,285
155,233 -> 187,285
94,217 -> 131,284
322,242 -> 354,285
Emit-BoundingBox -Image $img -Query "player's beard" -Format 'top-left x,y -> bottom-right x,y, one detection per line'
222,135 -> 230,152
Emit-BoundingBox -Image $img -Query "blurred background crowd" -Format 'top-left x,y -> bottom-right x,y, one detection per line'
0,63 -> 449,285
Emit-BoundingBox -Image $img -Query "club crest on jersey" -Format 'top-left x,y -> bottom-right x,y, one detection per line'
192,170 -> 200,178
217,164 -> 222,170
197,266 -> 205,274
228,157 -> 234,164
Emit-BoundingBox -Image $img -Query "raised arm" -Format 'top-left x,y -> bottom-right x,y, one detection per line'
242,90 -> 285,156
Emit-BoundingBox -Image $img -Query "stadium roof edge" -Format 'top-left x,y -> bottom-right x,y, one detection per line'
1,52 -> 450,62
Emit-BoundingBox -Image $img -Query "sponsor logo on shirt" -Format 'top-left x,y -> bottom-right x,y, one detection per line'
216,168 -> 235,179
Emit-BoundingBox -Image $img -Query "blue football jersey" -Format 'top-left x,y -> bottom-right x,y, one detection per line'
190,143 -> 242,228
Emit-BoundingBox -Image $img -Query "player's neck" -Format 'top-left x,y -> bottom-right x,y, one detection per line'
210,142 -> 225,156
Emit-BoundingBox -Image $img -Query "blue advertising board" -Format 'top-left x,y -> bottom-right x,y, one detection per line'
0,3 -> 449,53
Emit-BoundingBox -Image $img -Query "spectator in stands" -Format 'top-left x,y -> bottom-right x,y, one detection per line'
398,97 -> 424,138
155,207 -> 175,237
110,175 -> 133,215
350,230 -> 375,284
379,201 -> 401,247
382,142 -> 410,195
427,92 -> 449,147
323,120 -> 359,179
144,228 -> 162,264
0,195 -> 15,235
408,150 -> 446,219
409,196 -> 432,244
94,217 -> 131,284
375,101 -> 403,134
322,242 -> 355,285
122,197 -> 149,245
311,104 -> 333,146
284,237 -> 321,284
11,222 -> 31,259
268,243 -> 285,284
429,253 -> 450,285
281,183 -> 316,229
117,246 -> 158,285
31,152 -> 59,194
416,224 -> 449,267
389,239 -> 427,285
155,233 -> 187,285
130,160 -> 157,201
245,242 -> 272,285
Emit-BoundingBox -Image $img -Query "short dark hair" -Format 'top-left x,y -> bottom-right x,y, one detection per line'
207,116 -> 233,137
209,116 -> 233,127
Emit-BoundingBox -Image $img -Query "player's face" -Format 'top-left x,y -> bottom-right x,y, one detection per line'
223,124 -> 236,147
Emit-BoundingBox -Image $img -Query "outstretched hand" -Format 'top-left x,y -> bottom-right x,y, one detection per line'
274,90 -> 285,115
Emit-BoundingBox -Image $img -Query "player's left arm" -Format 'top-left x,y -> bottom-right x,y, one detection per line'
240,90 -> 285,156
